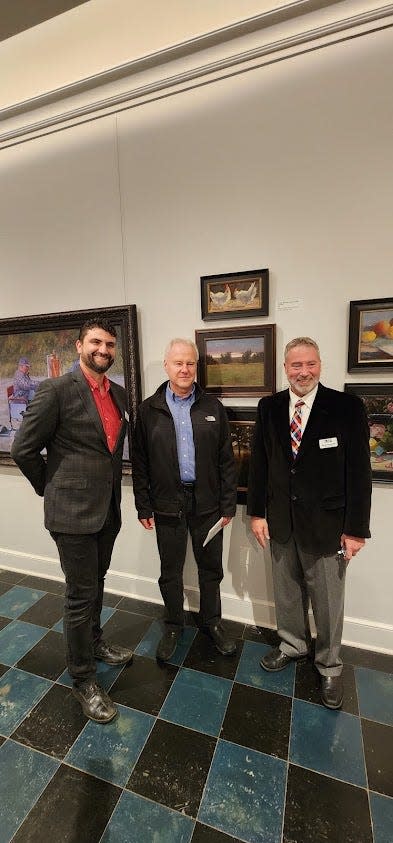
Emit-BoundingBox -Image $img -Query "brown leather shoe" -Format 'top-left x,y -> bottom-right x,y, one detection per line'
93,640 -> 133,665
260,646 -> 306,672
320,675 -> 343,709
72,681 -> 117,723
208,623 -> 236,656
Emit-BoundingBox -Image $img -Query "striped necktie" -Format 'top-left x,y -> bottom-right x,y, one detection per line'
290,400 -> 305,458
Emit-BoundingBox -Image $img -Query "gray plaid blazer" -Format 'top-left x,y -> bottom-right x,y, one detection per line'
11,366 -> 128,534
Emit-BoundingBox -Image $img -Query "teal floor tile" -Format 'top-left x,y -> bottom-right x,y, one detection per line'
290,698 -> 367,787
66,703 -> 154,787
198,739 -> 286,843
0,668 -> 51,737
0,586 -> 46,620
135,620 -> 197,665
160,667 -> 232,736
57,659 -> 125,691
370,792 -> 393,843
235,640 -> 295,697
356,667 -> 393,726
0,739 -> 59,843
0,620 -> 48,666
101,789 -> 194,843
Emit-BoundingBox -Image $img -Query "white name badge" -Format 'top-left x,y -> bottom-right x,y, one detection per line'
319,437 -> 338,449
205,415 -> 216,422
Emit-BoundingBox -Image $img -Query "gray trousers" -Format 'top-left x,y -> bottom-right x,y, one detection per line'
271,536 -> 347,677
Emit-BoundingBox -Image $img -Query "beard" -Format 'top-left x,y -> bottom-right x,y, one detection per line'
287,374 -> 319,396
81,351 -> 114,374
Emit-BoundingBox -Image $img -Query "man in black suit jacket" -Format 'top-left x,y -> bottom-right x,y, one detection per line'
11,318 -> 133,723
247,337 -> 372,709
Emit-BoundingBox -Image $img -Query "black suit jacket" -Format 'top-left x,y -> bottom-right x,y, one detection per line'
247,383 -> 372,554
11,367 -> 128,534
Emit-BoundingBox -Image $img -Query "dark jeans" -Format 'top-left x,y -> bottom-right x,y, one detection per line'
51,501 -> 120,685
155,486 -> 223,627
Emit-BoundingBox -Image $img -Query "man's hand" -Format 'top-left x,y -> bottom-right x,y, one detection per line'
251,517 -> 270,549
222,516 -> 232,527
340,534 -> 365,561
139,517 -> 155,530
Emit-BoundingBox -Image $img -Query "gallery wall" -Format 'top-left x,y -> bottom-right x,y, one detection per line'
0,11 -> 392,651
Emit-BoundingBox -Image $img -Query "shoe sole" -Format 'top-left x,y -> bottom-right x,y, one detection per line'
94,655 -> 133,665
72,689 -> 118,723
156,645 -> 178,662
214,644 -> 237,656
321,697 -> 343,710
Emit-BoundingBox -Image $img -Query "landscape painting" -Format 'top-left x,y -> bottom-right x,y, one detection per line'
195,325 -> 276,397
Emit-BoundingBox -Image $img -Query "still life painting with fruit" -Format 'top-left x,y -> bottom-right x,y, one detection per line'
359,309 -> 393,362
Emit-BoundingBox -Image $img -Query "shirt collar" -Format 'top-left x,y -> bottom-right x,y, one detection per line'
166,382 -> 195,403
289,383 -> 318,412
82,367 -> 110,393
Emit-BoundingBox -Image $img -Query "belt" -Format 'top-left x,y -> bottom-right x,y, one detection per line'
182,482 -> 195,490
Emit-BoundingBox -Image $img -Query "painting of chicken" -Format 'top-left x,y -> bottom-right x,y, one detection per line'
201,269 -> 269,321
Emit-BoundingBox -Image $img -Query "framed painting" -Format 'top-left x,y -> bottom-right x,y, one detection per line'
348,298 -> 393,371
195,324 -> 276,398
0,305 -> 141,470
201,268 -> 269,321
344,383 -> 393,483
226,407 -> 257,504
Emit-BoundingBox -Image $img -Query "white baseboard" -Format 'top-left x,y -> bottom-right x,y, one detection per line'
1,549 -> 392,655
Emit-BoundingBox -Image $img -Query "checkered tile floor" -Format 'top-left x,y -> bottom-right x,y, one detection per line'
0,568 -> 392,843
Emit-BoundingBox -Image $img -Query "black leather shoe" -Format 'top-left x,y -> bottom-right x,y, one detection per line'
156,628 -> 182,661
260,646 -> 305,672
320,675 -> 343,709
93,640 -> 133,665
72,681 -> 117,723
208,623 -> 236,656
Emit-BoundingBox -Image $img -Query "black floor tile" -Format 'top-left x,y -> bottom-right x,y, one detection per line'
16,630 -> 66,680
294,660 -> 359,715
0,615 -> 11,631
12,763 -> 121,843
11,682 -> 87,759
18,593 -> 64,628
116,596 -> 166,618
243,624 -> 280,646
127,719 -> 216,818
0,581 -> 13,596
283,764 -> 372,843
102,591 -> 122,608
0,663 -> 9,679
342,644 -> 393,674
221,682 -> 291,759
192,822 -> 243,842
0,569 -> 25,584
0,735 -> 5,747
183,631 -> 242,680
362,718 -> 393,797
110,654 -> 178,715
21,575 -> 66,596
100,609 -> 152,649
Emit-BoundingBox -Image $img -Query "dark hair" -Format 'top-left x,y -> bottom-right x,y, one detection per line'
78,318 -> 117,342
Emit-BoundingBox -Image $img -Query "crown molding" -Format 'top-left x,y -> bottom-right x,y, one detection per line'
1,2 -> 392,148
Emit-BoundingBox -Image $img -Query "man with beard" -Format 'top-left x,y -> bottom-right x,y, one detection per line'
11,318 -> 133,723
247,337 -> 372,709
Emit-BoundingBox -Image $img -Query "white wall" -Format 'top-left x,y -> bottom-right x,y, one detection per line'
0,16 -> 392,651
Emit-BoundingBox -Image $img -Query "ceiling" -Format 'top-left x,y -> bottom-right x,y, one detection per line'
0,0 -> 91,42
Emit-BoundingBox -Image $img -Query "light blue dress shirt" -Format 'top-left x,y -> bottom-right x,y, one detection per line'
166,383 -> 196,482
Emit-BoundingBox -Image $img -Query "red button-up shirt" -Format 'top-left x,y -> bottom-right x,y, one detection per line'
82,368 -> 121,453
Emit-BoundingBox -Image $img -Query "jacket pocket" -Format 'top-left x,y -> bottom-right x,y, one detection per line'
53,477 -> 89,489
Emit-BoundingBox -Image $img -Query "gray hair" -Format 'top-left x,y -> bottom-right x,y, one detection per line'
164,338 -> 199,362
284,337 -> 320,360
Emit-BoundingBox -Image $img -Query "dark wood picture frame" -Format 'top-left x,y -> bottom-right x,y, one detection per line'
344,383 -> 393,483
195,324 -> 276,398
0,305 -> 141,471
226,407 -> 257,504
348,298 -> 393,371
201,268 -> 269,321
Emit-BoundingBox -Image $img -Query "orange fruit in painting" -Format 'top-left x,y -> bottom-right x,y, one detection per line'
372,320 -> 390,337
361,330 -> 376,343
388,326 -> 393,339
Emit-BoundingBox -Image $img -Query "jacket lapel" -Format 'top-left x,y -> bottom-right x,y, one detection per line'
73,367 -> 108,449
110,381 -> 128,454
296,384 -> 329,462
272,390 -> 293,463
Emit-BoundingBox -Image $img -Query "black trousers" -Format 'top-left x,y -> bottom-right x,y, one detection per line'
155,486 -> 223,627
51,500 -> 120,685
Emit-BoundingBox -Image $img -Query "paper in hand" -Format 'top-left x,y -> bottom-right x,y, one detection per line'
203,517 -> 224,547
